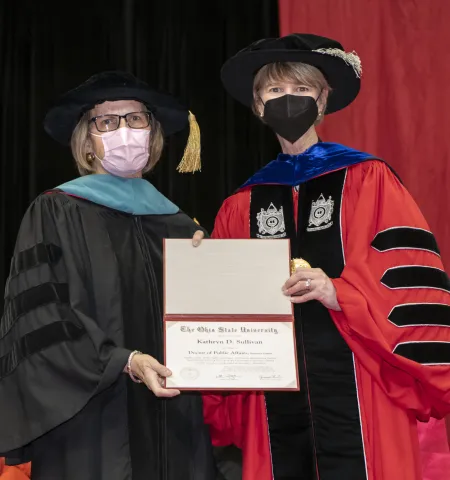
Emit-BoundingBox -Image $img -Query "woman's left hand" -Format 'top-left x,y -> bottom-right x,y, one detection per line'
282,267 -> 342,311
192,230 -> 204,247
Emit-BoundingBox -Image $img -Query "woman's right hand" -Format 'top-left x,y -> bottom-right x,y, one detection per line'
130,353 -> 180,398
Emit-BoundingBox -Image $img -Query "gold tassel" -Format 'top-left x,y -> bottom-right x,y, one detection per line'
193,217 -> 200,225
177,111 -> 201,173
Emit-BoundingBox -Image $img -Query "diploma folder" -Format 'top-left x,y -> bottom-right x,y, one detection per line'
163,239 -> 299,391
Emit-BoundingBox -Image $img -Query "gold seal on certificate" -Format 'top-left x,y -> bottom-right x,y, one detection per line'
290,258 -> 311,274
163,238 -> 300,391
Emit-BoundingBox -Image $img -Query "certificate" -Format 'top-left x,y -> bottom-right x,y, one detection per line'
165,321 -> 298,389
163,239 -> 299,391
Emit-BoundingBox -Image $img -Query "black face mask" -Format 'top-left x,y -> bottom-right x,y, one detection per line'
262,94 -> 320,144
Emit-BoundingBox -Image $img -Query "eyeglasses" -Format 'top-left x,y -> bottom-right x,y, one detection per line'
89,111 -> 151,132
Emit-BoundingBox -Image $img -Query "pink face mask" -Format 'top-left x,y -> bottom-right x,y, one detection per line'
91,128 -> 150,177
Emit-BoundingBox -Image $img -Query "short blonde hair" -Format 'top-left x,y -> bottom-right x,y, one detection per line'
70,108 -> 164,176
252,62 -> 331,124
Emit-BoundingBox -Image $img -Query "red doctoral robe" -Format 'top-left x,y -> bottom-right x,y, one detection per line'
203,158 -> 450,480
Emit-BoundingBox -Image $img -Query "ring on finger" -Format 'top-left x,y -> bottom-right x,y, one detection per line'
305,278 -> 312,290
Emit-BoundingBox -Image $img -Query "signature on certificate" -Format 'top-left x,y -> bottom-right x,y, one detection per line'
259,374 -> 282,380
216,373 -> 240,380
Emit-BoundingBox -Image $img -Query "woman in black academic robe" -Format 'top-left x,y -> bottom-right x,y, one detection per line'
0,71 -> 215,480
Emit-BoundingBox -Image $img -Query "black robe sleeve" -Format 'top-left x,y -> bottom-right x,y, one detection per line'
0,194 -> 130,455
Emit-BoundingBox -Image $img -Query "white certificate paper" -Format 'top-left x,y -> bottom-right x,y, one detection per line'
164,239 -> 299,390
164,239 -> 293,316
165,320 -> 298,390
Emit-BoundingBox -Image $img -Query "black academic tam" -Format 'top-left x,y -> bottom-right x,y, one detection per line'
0,192 -> 215,480
44,71 -> 190,145
221,33 -> 361,114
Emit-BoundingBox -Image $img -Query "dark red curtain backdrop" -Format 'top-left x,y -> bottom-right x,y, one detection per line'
279,0 -> 450,268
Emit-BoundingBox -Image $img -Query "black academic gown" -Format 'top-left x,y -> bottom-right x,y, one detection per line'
0,190 -> 215,480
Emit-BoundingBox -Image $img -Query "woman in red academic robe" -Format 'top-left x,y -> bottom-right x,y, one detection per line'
202,34 -> 450,480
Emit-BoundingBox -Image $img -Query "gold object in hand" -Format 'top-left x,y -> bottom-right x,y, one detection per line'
290,258 -> 311,275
